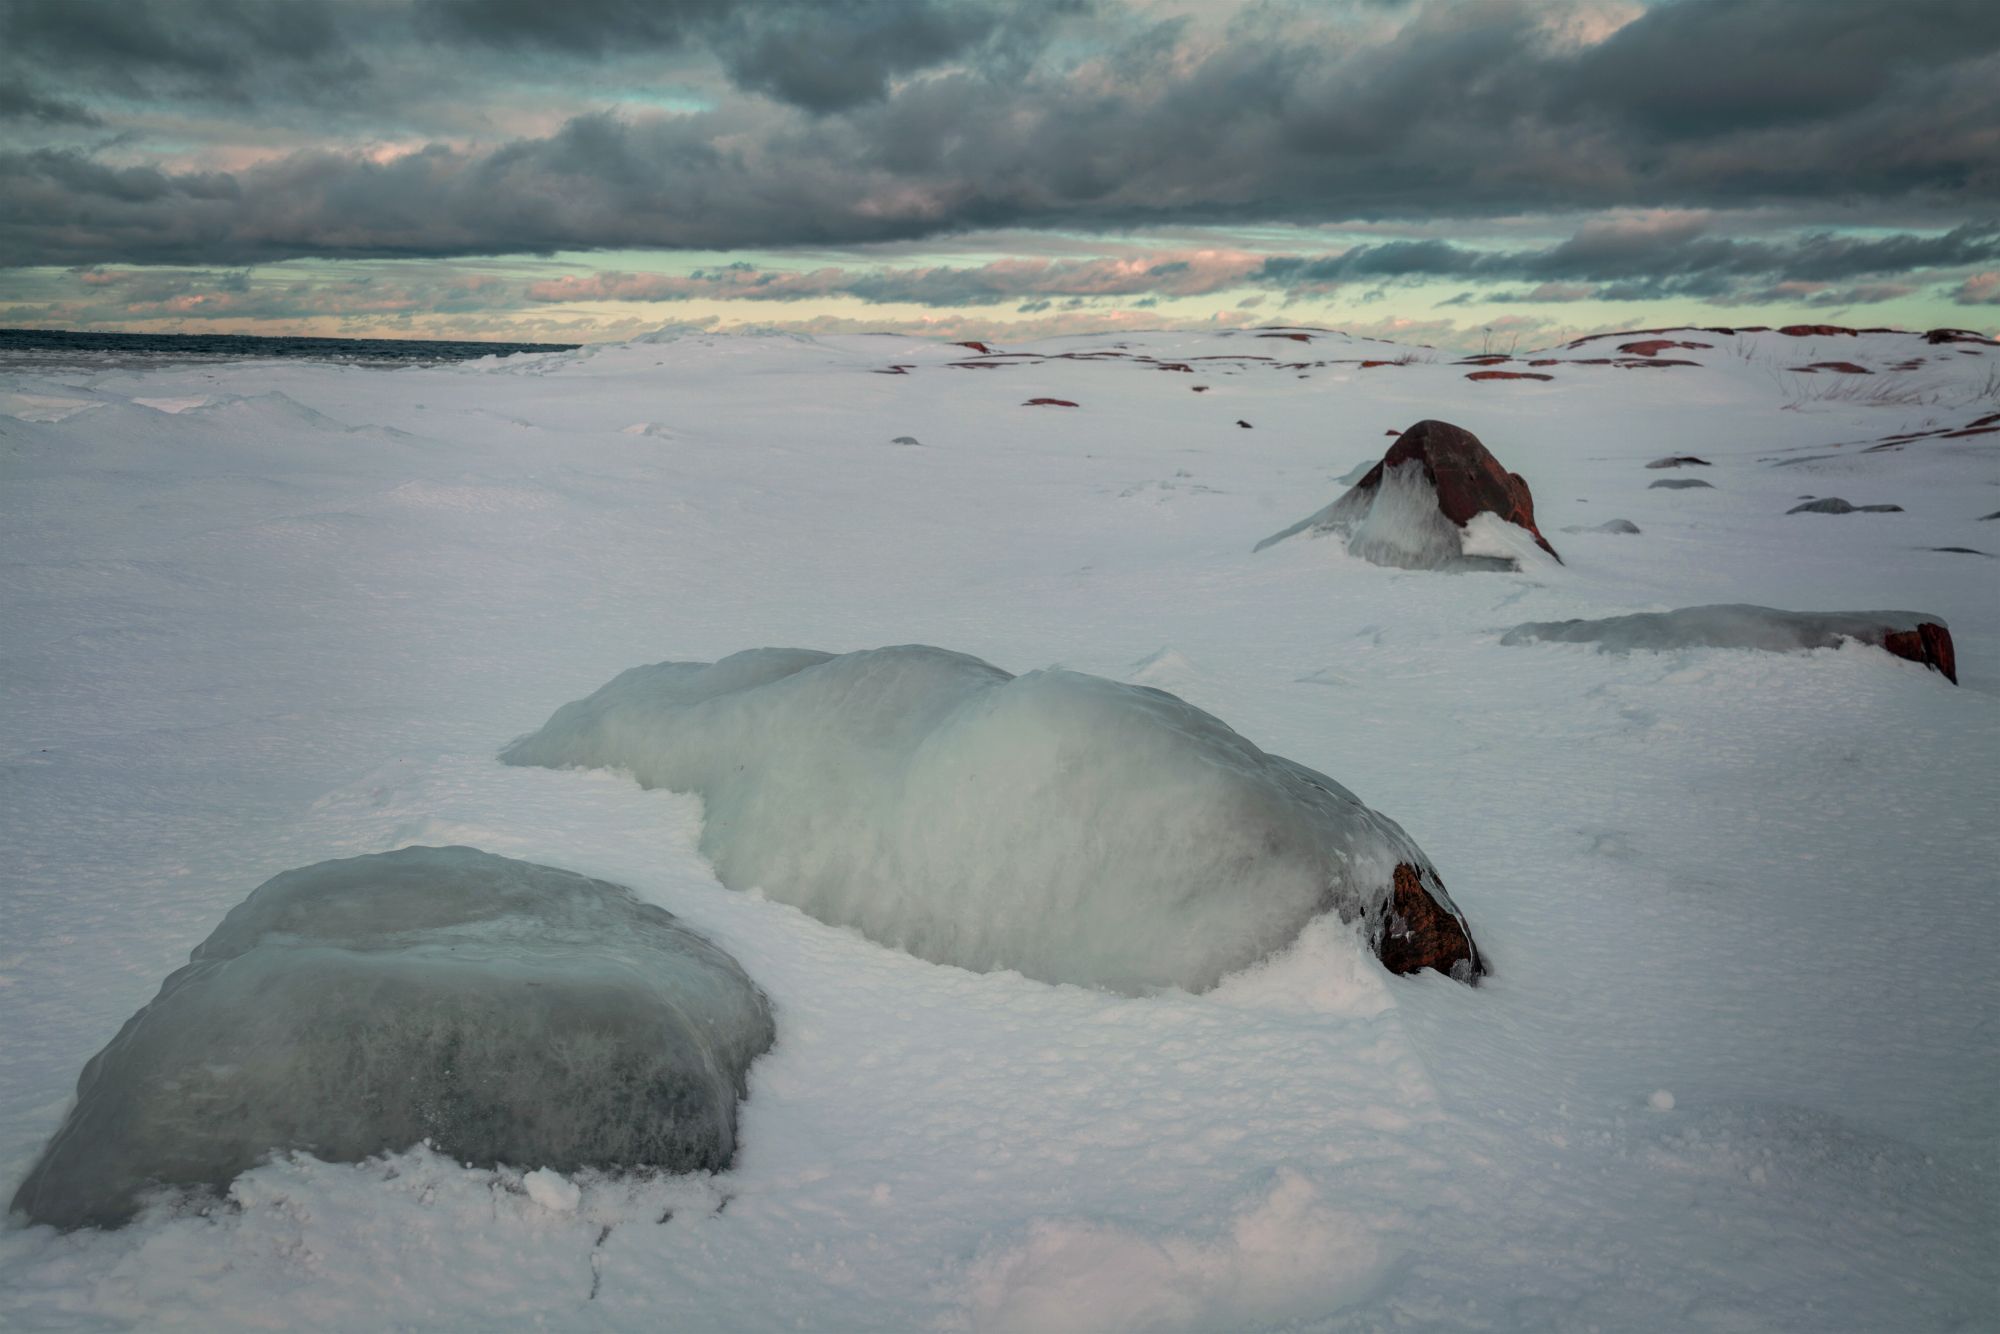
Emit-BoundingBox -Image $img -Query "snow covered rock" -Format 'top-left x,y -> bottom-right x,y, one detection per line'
10,846 -> 774,1230
502,646 -> 1482,993
1787,498 -> 1903,515
1563,519 -> 1641,535
1255,419 -> 1559,570
1649,478 -> 1714,490
1502,605 -> 1957,683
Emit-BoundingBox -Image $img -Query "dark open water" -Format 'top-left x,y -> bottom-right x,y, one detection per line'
0,327 -> 581,372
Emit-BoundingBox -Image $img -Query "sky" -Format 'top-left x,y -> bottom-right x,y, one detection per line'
2,0 -> 1997,351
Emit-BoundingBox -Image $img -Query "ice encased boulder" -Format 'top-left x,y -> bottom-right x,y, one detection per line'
1501,605 -> 1957,683
1256,420 -> 1559,570
11,846 -> 775,1230
502,646 -> 1481,993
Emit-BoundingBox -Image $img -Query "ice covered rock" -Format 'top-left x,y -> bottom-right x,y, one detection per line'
1562,519 -> 1641,535
1649,478 -> 1713,490
1646,455 -> 1710,469
1255,419 -> 1559,570
11,846 -> 774,1230
502,646 -> 1481,993
1501,605 -> 1957,683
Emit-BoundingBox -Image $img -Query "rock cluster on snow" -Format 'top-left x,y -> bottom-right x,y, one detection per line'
503,645 -> 1482,993
11,846 -> 775,1230
1501,605 -> 1957,683
1787,498 -> 1903,514
1256,419 -> 1559,570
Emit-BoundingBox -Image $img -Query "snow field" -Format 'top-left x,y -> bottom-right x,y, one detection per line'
1,326 -> 1995,1330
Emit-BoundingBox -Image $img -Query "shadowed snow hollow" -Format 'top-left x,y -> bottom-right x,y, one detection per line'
10,846 -> 775,1230
502,646 -> 1480,992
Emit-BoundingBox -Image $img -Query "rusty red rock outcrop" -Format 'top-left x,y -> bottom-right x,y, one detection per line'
1348,419 -> 1561,561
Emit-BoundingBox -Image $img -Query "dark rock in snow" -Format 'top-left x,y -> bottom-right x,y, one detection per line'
1787,498 -> 1903,514
1790,361 -> 1872,375
1619,340 -> 1712,356
1980,511 -> 2000,521
1502,605 -> 1957,683
11,846 -> 775,1230
1023,397 -> 1078,407
1562,519 -> 1641,535
1650,478 -> 1714,489
890,435 -> 922,446
1466,370 -> 1553,382
1646,455 -> 1711,469
1255,419 -> 1559,568
1237,419 -> 1253,429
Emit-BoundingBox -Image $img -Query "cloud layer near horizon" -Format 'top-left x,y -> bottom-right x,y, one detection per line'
4,0 -> 1998,268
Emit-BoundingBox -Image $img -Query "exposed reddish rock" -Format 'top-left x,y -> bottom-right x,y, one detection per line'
1778,324 -> 1860,337
1385,428 -> 1401,436
1457,355 -> 1512,365
1969,413 -> 2000,428
872,365 -> 912,375
1466,370 -> 1554,382
1618,339 -> 1713,356
1942,426 -> 2000,439
1924,328 -> 2000,346
1256,332 -> 1313,342
954,340 -> 993,354
1155,362 -> 1193,372
1529,359 -> 1560,367
1358,359 -> 1399,368
1022,398 -> 1078,407
1614,358 -> 1699,368
1347,419 -> 1560,561
1373,863 -> 1483,980
1880,623 -> 1958,684
1793,361 -> 1872,374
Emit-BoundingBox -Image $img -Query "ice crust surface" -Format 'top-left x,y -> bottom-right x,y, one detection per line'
10,846 -> 774,1230
503,645 -> 1471,993
3,324 -> 1996,1330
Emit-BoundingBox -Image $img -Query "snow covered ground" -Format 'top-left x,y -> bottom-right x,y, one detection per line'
2,325 -> 1995,1331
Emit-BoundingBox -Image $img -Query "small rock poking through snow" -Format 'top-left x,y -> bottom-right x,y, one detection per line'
503,645 -> 1481,992
1256,419 -> 1559,570
1502,605 -> 1957,683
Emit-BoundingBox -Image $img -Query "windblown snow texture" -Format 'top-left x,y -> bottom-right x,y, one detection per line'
502,646 -> 1480,992
11,846 -> 774,1230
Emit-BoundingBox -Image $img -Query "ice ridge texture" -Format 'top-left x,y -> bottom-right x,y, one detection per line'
502,646 -> 1480,993
11,846 -> 775,1230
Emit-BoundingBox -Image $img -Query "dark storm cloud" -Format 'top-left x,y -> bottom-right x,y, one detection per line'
1256,221 -> 2000,299
3,0 -> 1999,267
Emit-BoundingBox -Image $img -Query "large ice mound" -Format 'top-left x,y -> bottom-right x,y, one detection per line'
502,646 -> 1481,993
1501,605 -> 1957,682
11,846 -> 775,1230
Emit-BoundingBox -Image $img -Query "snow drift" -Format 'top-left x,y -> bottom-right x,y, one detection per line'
1256,420 -> 1558,571
502,646 -> 1481,993
10,846 -> 775,1230
1501,605 -> 1958,682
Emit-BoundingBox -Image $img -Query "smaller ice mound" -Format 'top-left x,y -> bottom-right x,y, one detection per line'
1501,606 -> 1957,683
1257,420 -> 1559,571
503,647 -> 1481,993
1562,519 -> 1641,535
1649,478 -> 1714,490
10,846 -> 775,1231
